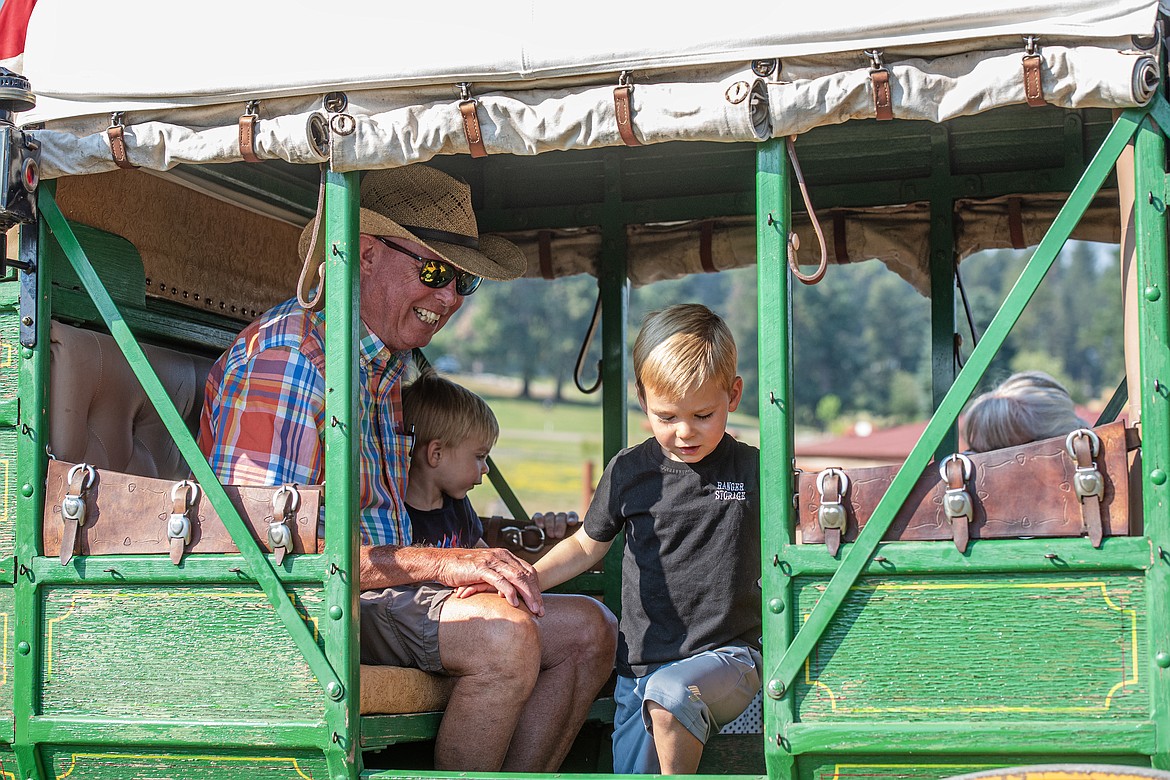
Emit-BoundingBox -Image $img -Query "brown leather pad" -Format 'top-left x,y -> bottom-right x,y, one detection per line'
43,460 -> 321,557
798,421 -> 1133,544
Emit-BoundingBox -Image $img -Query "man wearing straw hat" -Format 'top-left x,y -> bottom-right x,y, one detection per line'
199,164 -> 617,772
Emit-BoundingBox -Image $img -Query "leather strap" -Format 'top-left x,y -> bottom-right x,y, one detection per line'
699,221 -> 717,273
169,490 -> 188,565
1071,433 -> 1104,547
820,471 -> 843,558
797,421 -> 1134,546
538,231 -> 554,279
614,84 -> 642,146
59,485 -> 83,566
459,100 -> 487,158
1023,54 -> 1046,107
944,458 -> 971,554
43,460 -> 322,558
1008,198 -> 1026,249
106,124 -> 137,170
833,213 -> 848,263
870,69 -> 894,121
238,113 -> 261,163
296,167 -> 328,311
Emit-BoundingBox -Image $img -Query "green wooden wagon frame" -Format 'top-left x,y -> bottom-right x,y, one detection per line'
1,1 -> 1170,779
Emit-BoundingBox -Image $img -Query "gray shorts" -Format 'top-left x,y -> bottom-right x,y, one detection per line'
359,583 -> 454,673
612,645 -> 762,774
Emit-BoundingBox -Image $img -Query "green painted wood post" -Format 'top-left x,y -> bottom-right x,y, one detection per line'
13,192 -> 52,780
321,169 -> 361,780
928,126 -> 959,458
599,153 -> 629,619
757,137 -> 796,780
1132,113 -> 1170,771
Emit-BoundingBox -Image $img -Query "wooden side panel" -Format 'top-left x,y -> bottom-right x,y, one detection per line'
793,574 -> 1146,721
798,756 -> 1152,780
0,586 -> 10,727
40,747 -> 328,780
0,745 -> 17,778
40,586 -> 327,720
0,274 -> 19,561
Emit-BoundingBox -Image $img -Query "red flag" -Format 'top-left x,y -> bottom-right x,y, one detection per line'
0,0 -> 38,68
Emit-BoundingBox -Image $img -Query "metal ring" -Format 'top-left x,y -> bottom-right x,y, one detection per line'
938,452 -> 974,483
816,467 -> 850,498
170,479 -> 200,506
273,483 -> 301,513
66,463 -> 96,491
330,113 -> 356,136
519,524 -> 546,553
1065,428 -> 1101,458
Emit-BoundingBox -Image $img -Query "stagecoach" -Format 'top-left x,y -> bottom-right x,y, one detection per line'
0,1 -> 1168,778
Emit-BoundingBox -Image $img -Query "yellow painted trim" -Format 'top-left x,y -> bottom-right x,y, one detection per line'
828,763 -> 1001,780
0,611 -> 8,686
802,580 -> 1139,714
55,752 -> 316,780
45,589 -> 320,679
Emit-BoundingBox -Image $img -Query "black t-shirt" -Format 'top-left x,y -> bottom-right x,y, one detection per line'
584,434 -> 761,677
406,494 -> 484,549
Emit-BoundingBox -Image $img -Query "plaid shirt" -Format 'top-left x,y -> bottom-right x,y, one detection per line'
198,297 -> 413,546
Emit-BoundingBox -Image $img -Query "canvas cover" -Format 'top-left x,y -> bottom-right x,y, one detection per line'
12,0 -> 1165,176
4,0 -> 1164,290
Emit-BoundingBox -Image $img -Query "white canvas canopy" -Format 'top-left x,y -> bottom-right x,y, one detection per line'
15,0 -> 1165,177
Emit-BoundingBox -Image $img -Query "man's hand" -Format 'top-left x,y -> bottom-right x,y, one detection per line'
433,547 -> 544,616
532,510 -> 580,541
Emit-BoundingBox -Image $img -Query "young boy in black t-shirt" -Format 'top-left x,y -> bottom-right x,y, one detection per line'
534,303 -> 761,774
401,368 -> 496,548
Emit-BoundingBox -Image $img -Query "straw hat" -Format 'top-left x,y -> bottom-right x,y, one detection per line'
297,164 -> 526,300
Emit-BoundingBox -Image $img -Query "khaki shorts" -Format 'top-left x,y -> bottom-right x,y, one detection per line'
359,583 -> 454,673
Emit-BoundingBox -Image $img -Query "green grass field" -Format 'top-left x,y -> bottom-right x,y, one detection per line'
455,375 -> 761,518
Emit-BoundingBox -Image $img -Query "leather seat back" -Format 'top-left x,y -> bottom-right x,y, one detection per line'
48,321 -> 214,479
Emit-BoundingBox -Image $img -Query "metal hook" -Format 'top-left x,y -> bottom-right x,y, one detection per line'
573,289 -> 603,394
618,70 -> 634,87
1023,35 -> 1039,55
864,49 -> 884,71
457,82 -> 473,102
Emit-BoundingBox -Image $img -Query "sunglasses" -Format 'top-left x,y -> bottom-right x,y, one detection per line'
375,236 -> 482,296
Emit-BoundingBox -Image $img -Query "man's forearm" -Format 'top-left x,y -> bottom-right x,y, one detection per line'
358,544 -> 443,590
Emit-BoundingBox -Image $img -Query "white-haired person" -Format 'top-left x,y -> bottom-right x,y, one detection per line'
963,370 -> 1088,452
199,164 -> 616,772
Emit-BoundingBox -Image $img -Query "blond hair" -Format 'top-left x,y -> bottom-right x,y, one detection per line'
963,370 -> 1086,452
633,303 -> 738,399
401,368 -> 499,450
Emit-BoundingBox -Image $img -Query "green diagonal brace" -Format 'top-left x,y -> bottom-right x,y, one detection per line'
768,107 -> 1145,693
38,190 -> 342,696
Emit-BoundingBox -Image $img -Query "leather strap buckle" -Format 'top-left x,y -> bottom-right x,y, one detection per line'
239,100 -> 261,163
1066,428 -> 1105,547
106,112 -> 138,170
269,484 -> 301,565
1022,36 -> 1046,107
59,463 -> 96,565
816,468 -> 850,557
457,82 -> 487,159
167,480 -> 200,565
865,50 -> 894,121
939,453 -> 974,553
614,71 -> 642,147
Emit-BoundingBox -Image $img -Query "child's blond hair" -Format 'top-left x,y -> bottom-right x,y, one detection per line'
633,303 -> 738,399
402,367 -> 499,450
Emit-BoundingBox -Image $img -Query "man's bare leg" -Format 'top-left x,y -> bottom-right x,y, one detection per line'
647,702 -> 704,774
435,593 -> 542,771
500,594 -> 617,772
